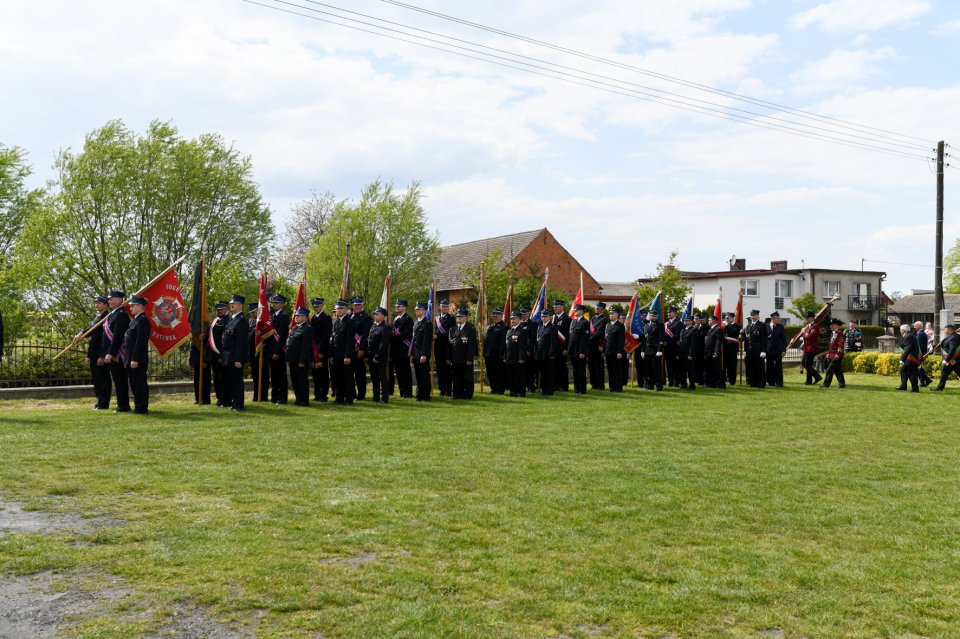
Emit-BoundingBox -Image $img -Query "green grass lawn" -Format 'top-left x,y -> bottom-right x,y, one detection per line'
2,373 -> 960,638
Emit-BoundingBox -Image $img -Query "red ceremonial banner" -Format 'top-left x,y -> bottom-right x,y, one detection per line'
130,268 -> 193,358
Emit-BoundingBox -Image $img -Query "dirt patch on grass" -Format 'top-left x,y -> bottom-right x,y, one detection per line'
0,499 -> 111,537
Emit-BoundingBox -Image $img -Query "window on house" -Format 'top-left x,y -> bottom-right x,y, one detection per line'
741,279 -> 759,296
854,283 -> 871,297
775,279 -> 793,298
823,281 -> 841,298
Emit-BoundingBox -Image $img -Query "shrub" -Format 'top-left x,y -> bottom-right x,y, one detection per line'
852,352 -> 878,374
842,352 -> 857,373
874,354 -> 902,376
923,356 -> 942,380
859,325 -> 885,337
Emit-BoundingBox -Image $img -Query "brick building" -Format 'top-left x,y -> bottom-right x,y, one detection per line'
433,228 -> 601,305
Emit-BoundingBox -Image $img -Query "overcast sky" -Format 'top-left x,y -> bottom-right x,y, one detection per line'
2,0 -> 958,294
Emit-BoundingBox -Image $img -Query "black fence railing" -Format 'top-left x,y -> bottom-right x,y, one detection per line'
848,295 -> 881,310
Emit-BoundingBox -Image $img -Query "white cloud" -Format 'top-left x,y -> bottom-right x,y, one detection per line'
791,0 -> 931,34
932,18 -> 960,35
789,47 -> 897,96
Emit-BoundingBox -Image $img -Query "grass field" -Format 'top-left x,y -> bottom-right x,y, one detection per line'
2,373 -> 960,638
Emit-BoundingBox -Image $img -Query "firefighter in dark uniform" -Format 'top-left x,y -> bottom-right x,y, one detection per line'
766,311 -> 787,387
286,307 -> 314,406
76,294 -> 110,409
366,307 -> 390,404
269,294 -> 289,404
221,295 -> 250,411
433,299 -> 455,396
588,302 -> 608,390
484,308 -> 507,394
102,290 -> 131,412
568,304 -> 590,394
504,311 -> 528,397
351,296 -> 372,400
519,308 -> 538,393
678,314 -> 698,390
552,300 -> 570,391
642,310 -> 665,391
722,312 -> 741,385
745,309 -> 769,388
310,298 -> 332,402
604,308 -> 625,392
695,313 -> 709,386
933,323 -> 960,391
330,299 -> 357,404
534,309 -> 558,396
663,306 -> 683,387
390,300 -> 414,398
249,302 -> 270,402
447,308 -> 478,399
123,295 -> 152,414
209,301 -> 229,406
189,314 -> 211,405
411,301 -> 433,401
704,314 -> 726,388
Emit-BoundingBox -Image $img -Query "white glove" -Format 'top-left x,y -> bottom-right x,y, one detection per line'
640,352 -> 646,359
760,352 -> 766,358
655,351 -> 662,357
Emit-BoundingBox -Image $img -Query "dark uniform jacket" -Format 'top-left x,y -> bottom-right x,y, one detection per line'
366,321 -> 390,363
484,321 -> 507,358
352,310 -> 372,354
85,311 -> 108,358
124,313 -> 151,366
102,307 -> 131,359
553,313 -> 571,351
679,324 -> 699,358
723,322 -> 741,349
209,314 -> 227,362
285,322 -> 314,366
567,317 -> 590,359
664,317 -> 683,348
520,318 -> 536,355
392,313 -> 413,356
767,323 -> 787,354
331,314 -> 356,359
310,311 -> 332,362
504,326 -> 527,364
589,315 -> 608,351
221,313 -> 250,366
704,324 -> 724,358
448,322 -> 478,363
411,317 -> 433,360
900,331 -> 921,363
939,332 -> 960,364
434,313 -> 454,358
747,320 -> 770,353
535,321 -> 560,360
643,320 -> 665,355
271,309 -> 289,356
604,320 -> 625,356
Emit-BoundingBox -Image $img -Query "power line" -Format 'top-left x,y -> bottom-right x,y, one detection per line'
863,259 -> 935,268
382,0 -> 937,147
244,0 -> 933,162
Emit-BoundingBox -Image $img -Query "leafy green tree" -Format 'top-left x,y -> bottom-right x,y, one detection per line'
15,120 -> 274,334
304,180 -> 438,306
458,249 -> 567,321
945,240 -> 960,293
788,292 -> 821,322
637,250 -> 693,310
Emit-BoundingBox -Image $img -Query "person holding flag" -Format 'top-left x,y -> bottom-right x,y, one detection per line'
350,296 -> 372,401
745,309 -> 769,388
331,300 -> 357,404
704,312 -> 726,389
309,298 -> 332,402
663,306 -> 683,387
411,301 -> 433,401
568,304 -> 591,395
285,307 -> 314,406
433,298 -> 455,396
122,295 -> 152,414
483,308 -> 507,394
390,300 -> 414,398
588,302 -> 608,391
74,294 -> 110,410
678,310 -> 699,390
535,309 -> 560,396
269,294 -> 290,404
604,307 -> 625,392
723,311 -> 742,386
520,308 -> 537,394
641,295 -> 666,391
447,308 -> 478,399
366,306 -> 391,404
552,299 -> 570,391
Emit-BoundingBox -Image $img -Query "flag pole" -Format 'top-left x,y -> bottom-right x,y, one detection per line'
54,256 -> 186,360
739,279 -> 744,386
257,265 -> 265,403
479,263 -> 486,394
198,257 -> 205,405
718,286 -> 724,381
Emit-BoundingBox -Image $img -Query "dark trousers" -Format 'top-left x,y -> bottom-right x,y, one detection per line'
312,359 -> 329,401
91,360 -> 111,408
682,357 -> 697,389
369,361 -> 388,402
332,358 -> 355,403
537,358 -> 555,395
414,359 -> 432,400
525,358 -> 538,392
390,355 -> 412,397
802,352 -> 822,385
452,362 -> 474,399
127,364 -> 149,413
485,356 -> 506,394
571,356 -> 587,393
588,350 -> 605,390
109,361 -> 130,410
900,361 -> 919,391
623,352 -> 632,386
435,356 -> 452,396
822,358 -> 845,387
696,355 -> 707,385
724,346 -> 739,384
606,354 -> 623,391
251,354 -> 270,402
507,362 -> 526,396
936,363 -> 958,390
353,357 -> 367,400
554,356 -> 569,391
664,347 -> 680,386
228,364 -> 245,410
270,357 -> 288,403
918,362 -> 933,386
765,354 -> 783,387
705,354 -> 725,388
192,362 -> 211,404
747,351 -> 767,387
212,362 -> 225,405
289,362 -> 309,405
643,353 -> 662,389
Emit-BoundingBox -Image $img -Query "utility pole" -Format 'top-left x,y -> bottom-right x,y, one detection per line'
935,141 -> 945,337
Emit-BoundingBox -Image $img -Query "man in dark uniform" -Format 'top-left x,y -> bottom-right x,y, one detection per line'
433,299 -> 455,396
124,295 -> 152,414
221,295 -> 250,411
366,307 -> 390,404
309,298 -> 332,402
286,307 -> 314,406
588,302 -> 608,390
390,300 -> 413,398
484,308 -> 507,394
678,314 -> 698,390
411,301 -> 433,401
535,309 -> 559,396
604,308 -> 625,392
552,300 -> 570,391
568,304 -> 590,395
932,323 -> 960,392
722,312 -> 741,385
76,294 -> 110,410
695,313 -> 709,386
519,308 -> 538,393
897,323 -> 920,392
249,302 -> 270,402
704,314 -> 726,388
208,301 -> 229,406
642,309 -> 665,391
447,308 -> 478,399
269,294 -> 289,404
189,314 -> 211,405
766,311 -> 787,387
330,299 -> 357,404
351,296 -> 372,400
102,290 -> 131,413
504,311 -> 528,397
663,306 -> 683,387
745,309 -> 769,388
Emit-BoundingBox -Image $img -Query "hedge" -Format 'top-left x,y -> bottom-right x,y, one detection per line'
842,351 -> 946,379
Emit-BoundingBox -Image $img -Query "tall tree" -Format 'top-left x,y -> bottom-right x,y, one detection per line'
636,250 -> 693,310
16,120 -> 274,333
305,180 -> 438,305
0,143 -> 41,258
276,190 -> 336,282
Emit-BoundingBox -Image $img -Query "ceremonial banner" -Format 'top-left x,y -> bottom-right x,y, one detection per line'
254,272 -> 275,354
133,268 -> 192,358
292,272 -> 307,330
502,283 -> 513,327
426,283 -> 435,322
625,293 -> 641,353
379,269 -> 391,312
530,268 -> 548,325
569,272 -> 584,319
646,289 -> 663,321
680,297 -> 693,322
735,289 -> 744,325
188,259 -> 209,349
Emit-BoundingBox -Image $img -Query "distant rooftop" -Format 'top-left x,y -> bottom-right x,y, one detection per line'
433,229 -> 544,291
